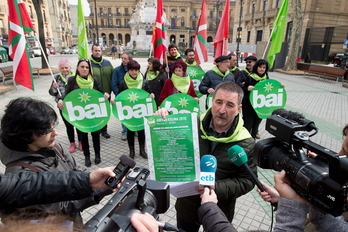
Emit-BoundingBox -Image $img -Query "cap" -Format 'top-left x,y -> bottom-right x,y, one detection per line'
215,56 -> 231,63
244,55 -> 257,61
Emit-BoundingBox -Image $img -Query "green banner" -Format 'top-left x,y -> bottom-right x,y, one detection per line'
112,89 -> 156,131
160,93 -> 200,114
187,66 -> 205,98
62,88 -> 111,133
144,113 -> 200,183
250,79 -> 287,119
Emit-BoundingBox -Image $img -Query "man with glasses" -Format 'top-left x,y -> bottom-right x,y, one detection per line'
199,56 -> 235,108
90,44 -> 114,139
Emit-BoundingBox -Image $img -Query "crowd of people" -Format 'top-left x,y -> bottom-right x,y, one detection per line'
0,42 -> 347,232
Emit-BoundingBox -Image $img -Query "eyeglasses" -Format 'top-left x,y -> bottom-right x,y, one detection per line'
246,61 -> 253,64
44,121 -> 59,135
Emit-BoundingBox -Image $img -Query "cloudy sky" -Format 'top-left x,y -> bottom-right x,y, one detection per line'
68,0 -> 90,16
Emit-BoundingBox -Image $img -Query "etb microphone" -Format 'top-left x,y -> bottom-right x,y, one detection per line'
228,145 -> 266,192
199,155 -> 217,189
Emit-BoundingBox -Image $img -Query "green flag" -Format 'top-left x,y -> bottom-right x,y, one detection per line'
266,0 -> 288,69
78,0 -> 89,60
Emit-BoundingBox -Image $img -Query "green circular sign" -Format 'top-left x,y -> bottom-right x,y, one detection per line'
112,89 -> 156,131
187,66 -> 205,98
62,88 -> 111,133
160,93 -> 200,114
250,79 -> 287,119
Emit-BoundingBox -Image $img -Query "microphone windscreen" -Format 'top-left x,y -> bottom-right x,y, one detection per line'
228,145 -> 248,167
119,154 -> 136,168
200,155 -> 217,173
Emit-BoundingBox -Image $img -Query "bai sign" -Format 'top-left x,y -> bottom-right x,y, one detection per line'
62,88 -> 111,133
187,66 -> 205,98
250,79 -> 287,119
160,93 -> 200,115
112,89 -> 156,131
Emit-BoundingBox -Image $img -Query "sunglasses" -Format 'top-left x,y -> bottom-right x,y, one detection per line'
44,121 -> 59,135
79,58 -> 90,62
246,61 -> 253,64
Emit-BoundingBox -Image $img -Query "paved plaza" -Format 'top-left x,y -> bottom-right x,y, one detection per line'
0,55 -> 347,231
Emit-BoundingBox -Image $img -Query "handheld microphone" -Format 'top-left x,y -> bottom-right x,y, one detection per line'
105,155 -> 136,189
199,155 -> 217,189
228,145 -> 265,192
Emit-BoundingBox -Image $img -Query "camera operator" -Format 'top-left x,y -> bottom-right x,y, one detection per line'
0,167 -> 117,209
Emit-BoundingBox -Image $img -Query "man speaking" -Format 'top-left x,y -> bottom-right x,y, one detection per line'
155,82 -> 256,232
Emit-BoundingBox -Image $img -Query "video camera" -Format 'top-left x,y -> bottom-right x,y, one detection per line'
83,167 -> 170,232
254,109 -> 348,216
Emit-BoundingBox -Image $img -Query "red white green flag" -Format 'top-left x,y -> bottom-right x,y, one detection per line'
18,0 -> 35,34
8,0 -> 34,90
152,0 -> 167,64
193,0 -> 208,65
213,0 -> 230,60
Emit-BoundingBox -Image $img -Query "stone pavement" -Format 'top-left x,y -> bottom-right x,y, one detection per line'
0,56 -> 347,231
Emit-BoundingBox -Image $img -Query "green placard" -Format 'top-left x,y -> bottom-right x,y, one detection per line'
62,88 -> 111,133
187,66 -> 205,98
144,113 -> 200,183
250,79 -> 287,119
112,88 -> 156,131
206,94 -> 214,108
160,93 -> 200,114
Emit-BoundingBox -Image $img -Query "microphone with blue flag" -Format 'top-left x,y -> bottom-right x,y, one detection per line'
228,145 -> 265,192
199,155 -> 217,189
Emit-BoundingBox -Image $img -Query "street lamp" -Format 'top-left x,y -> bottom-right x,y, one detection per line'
116,24 -> 119,46
94,0 -> 99,44
236,0 -> 243,66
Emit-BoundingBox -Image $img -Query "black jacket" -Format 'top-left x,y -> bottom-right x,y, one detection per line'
0,171 -> 92,209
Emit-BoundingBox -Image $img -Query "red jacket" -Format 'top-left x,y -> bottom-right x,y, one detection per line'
158,79 -> 197,106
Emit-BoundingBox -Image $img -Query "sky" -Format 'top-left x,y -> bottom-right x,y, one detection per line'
68,0 -> 90,16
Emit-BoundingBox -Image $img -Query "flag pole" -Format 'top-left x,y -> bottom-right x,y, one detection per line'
262,27 -> 275,59
34,33 -> 61,96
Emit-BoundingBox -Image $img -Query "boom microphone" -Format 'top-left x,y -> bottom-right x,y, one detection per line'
228,145 -> 265,192
199,155 -> 217,189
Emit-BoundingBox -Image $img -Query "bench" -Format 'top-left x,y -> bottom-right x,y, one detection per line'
0,66 -> 40,85
302,64 -> 346,82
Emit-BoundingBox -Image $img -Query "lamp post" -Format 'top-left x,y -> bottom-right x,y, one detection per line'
116,24 -> 119,46
214,0 -> 222,31
94,0 -> 99,44
236,0 -> 243,66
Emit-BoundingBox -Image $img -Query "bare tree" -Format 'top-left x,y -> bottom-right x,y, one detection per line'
32,0 -> 49,69
283,0 -> 302,71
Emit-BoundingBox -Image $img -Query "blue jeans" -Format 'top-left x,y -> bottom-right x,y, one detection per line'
122,124 -> 127,135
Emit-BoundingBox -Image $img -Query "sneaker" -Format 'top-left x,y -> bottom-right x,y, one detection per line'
78,142 -> 83,151
121,134 -> 127,140
69,143 -> 76,153
102,131 -> 111,139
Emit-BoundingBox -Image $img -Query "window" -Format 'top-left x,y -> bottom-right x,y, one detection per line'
192,21 -> 196,29
181,19 -> 185,27
108,8 -> 111,14
116,19 -> 121,27
108,19 -> 113,26
181,9 -> 185,12
256,30 -> 263,42
252,3 -> 255,16
286,21 -> 293,43
247,31 -> 251,43
277,0 -> 282,8
100,7 -> 103,14
171,8 -> 177,13
263,1 -> 268,11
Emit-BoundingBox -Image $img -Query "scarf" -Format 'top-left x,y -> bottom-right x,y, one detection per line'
59,71 -> 75,85
229,66 -> 237,72
76,74 -> 94,89
90,55 -> 104,65
171,73 -> 190,94
243,68 -> 252,76
146,70 -> 159,81
212,66 -> 230,79
200,108 -> 251,143
185,60 -> 198,66
250,73 -> 268,82
168,52 -> 181,60
124,72 -> 143,89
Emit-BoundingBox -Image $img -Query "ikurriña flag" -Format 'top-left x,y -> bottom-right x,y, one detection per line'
213,0 -> 230,60
78,0 -> 89,60
17,0 -> 35,34
8,0 -> 34,90
266,0 -> 288,69
152,0 -> 167,64
193,0 -> 208,65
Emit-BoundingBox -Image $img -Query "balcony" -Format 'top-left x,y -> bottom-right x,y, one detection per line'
190,15 -> 198,19
265,9 -> 278,18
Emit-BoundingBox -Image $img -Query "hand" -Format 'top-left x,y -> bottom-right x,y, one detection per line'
130,213 -> 158,232
89,167 -> 116,190
256,180 -> 280,203
247,85 -> 254,91
200,187 -> 218,205
104,93 -> 110,99
274,170 -> 308,204
150,93 -> 155,98
194,97 -> 199,102
57,99 -> 64,110
153,108 -> 169,119
165,66 -> 169,73
207,88 -> 215,94
53,82 -> 58,89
